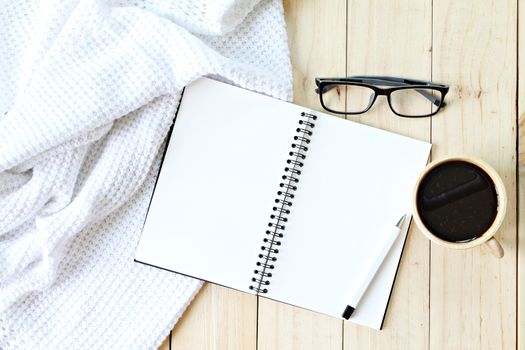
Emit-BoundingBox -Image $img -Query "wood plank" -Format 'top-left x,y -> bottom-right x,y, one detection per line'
282,0 -> 347,110
258,301 -> 343,350
343,1 -> 432,349
431,1 -> 517,349
518,0 -> 524,349
171,284 -> 257,350
158,334 -> 170,350
257,1 -> 346,349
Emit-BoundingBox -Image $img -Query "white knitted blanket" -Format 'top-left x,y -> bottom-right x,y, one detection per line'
0,1 -> 292,348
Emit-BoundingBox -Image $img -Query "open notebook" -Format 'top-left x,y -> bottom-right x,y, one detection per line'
135,77 -> 431,330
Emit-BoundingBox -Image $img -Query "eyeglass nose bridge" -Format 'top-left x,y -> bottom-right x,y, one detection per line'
364,89 -> 387,111
364,89 -> 398,114
374,89 -> 389,96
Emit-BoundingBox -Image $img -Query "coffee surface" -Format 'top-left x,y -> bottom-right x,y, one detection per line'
417,161 -> 498,242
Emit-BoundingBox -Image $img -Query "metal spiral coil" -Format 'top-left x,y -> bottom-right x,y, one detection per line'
249,112 -> 317,294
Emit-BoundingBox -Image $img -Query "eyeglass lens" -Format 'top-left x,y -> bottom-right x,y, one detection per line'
320,84 -> 442,117
389,88 -> 441,116
321,84 -> 374,113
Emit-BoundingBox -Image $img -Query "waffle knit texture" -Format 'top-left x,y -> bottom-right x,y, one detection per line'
0,0 -> 292,348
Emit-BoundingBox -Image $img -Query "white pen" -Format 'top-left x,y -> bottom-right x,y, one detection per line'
342,214 -> 406,320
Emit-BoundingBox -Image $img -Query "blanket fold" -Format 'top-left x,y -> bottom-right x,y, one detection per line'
0,0 -> 292,348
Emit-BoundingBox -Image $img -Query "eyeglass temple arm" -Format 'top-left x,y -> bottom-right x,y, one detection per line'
352,76 -> 444,106
316,77 -> 445,107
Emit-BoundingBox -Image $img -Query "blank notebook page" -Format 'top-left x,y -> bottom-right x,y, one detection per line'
266,114 -> 431,320
134,78 -> 305,293
135,77 -> 432,330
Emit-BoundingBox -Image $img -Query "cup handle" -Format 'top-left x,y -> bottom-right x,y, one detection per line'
484,237 -> 504,258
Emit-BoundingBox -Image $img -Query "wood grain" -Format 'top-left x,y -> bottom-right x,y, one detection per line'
171,284 -> 257,350
256,1 -> 346,349
163,1 -> 521,349
518,0 -> 524,348
158,334 -> 170,350
258,300 -> 342,350
343,1 -> 431,349
282,0 -> 347,110
431,0 -> 517,349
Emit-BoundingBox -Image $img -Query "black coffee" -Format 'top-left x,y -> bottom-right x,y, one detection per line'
416,161 -> 498,242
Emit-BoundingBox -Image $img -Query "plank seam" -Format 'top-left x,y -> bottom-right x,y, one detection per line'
514,1 -> 520,350
343,1 -> 348,348
344,0 -> 348,120
256,296 -> 259,350
429,0 -> 434,349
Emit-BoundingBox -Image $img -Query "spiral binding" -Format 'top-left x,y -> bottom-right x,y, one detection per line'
249,111 -> 317,294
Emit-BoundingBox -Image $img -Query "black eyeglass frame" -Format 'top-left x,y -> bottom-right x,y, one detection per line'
315,76 -> 449,118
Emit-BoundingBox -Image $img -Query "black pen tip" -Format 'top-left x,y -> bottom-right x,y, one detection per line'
342,305 -> 355,320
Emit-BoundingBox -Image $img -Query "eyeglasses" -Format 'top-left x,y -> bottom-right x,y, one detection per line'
315,76 -> 449,118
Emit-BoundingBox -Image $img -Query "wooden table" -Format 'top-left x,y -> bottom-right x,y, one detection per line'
160,1 -> 522,349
